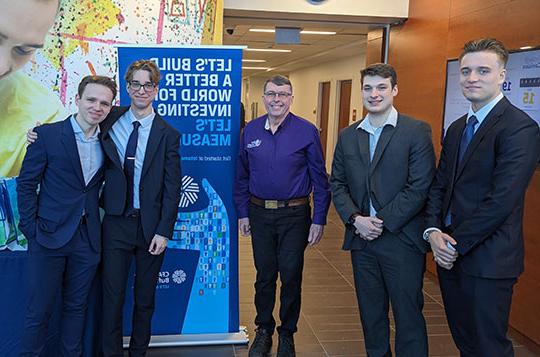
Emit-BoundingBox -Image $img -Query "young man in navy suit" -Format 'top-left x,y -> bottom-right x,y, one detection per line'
425,38 -> 540,356
17,75 -> 117,356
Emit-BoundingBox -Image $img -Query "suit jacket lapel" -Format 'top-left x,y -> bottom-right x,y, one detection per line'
370,124 -> 397,175
455,98 -> 508,179
100,106 -> 130,170
61,118 -> 85,187
141,116 -> 166,179
355,128 -> 371,166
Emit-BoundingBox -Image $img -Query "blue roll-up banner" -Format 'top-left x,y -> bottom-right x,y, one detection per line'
117,45 -> 245,346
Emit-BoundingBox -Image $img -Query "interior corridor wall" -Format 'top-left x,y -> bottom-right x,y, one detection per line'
288,53 -> 366,170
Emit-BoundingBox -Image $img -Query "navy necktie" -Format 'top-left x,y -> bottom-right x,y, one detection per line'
124,121 -> 141,215
445,115 -> 479,226
458,115 -> 478,164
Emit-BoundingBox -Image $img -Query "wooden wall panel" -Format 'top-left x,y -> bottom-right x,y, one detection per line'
388,0 -> 540,347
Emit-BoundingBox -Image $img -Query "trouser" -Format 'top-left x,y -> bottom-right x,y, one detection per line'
351,231 -> 428,357
101,215 -> 165,357
249,202 -> 311,335
21,222 -> 99,357
438,262 -> 516,357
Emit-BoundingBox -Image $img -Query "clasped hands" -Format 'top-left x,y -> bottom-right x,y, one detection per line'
352,215 -> 383,241
428,231 -> 458,270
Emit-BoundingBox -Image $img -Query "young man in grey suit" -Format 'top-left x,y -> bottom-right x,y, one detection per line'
425,38 -> 540,357
330,63 -> 435,357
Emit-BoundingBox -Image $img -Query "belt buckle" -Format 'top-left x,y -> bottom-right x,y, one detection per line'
264,200 -> 278,209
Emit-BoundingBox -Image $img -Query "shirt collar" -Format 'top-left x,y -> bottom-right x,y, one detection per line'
357,106 -> 398,133
128,107 -> 155,128
264,112 -> 292,131
70,114 -> 100,139
467,92 -> 503,125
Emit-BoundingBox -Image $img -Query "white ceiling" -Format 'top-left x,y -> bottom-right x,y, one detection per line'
222,24 -> 369,77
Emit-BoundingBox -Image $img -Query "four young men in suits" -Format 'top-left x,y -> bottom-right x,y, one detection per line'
425,38 -> 540,356
17,75 -> 117,356
330,63 -> 435,356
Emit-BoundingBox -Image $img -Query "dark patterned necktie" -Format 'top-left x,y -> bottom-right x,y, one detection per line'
124,121 -> 141,215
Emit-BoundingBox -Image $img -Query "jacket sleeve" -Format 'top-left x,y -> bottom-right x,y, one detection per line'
330,131 -> 361,225
376,122 -> 436,233
453,119 -> 540,255
16,128 -> 47,240
155,130 -> 182,239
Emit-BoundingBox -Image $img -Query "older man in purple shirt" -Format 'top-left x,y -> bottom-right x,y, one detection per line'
234,75 -> 330,357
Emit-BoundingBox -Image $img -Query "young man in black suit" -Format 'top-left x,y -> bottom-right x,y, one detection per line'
99,60 -> 181,357
425,38 -> 540,357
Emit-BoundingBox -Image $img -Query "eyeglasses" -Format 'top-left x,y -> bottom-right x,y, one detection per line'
128,81 -> 156,92
264,91 -> 292,99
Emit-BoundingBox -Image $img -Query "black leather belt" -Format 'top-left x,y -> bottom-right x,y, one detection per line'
250,196 -> 309,209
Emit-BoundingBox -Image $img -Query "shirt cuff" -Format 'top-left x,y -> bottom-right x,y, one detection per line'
423,227 -> 441,242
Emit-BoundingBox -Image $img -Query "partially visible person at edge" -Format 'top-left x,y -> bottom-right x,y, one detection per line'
0,0 -> 65,250
234,74 -> 331,357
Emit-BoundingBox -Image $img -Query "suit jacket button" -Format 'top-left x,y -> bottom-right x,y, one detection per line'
140,186 -> 144,192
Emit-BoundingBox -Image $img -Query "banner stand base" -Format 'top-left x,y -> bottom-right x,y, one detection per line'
123,327 -> 249,348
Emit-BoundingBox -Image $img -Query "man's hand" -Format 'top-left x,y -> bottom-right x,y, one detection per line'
353,215 -> 383,241
26,121 -> 41,144
308,223 -> 324,246
239,217 -> 251,237
149,234 -> 168,255
428,230 -> 458,270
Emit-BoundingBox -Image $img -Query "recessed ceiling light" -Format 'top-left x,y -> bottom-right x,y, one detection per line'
300,30 -> 336,35
242,59 -> 267,63
245,48 -> 291,53
242,66 -> 272,70
249,29 -> 336,35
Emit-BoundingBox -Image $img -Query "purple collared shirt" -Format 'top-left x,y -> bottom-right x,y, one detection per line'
234,112 -> 331,225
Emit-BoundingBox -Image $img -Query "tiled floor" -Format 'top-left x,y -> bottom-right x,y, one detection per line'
142,207 -> 538,356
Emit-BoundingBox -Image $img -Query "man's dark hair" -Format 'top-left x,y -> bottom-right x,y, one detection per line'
361,63 -> 397,87
78,75 -> 117,100
264,75 -> 292,93
459,38 -> 509,67
125,59 -> 161,85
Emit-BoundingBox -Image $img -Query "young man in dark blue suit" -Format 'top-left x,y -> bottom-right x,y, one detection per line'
425,38 -> 540,357
17,75 -> 117,356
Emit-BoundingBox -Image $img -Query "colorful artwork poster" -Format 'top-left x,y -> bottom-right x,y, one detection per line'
1,0 -> 223,250
118,45 -> 242,334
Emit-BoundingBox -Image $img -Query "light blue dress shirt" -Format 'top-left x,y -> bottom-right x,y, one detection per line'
356,107 -> 398,217
466,92 -> 504,133
70,115 -> 103,185
109,109 -> 154,209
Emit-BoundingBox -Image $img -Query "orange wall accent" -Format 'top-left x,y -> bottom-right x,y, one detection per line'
367,0 -> 540,346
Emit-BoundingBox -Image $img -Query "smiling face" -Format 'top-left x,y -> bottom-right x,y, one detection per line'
459,50 -> 506,111
75,83 -> 114,128
0,0 -> 58,80
262,82 -> 293,122
361,75 -> 398,115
